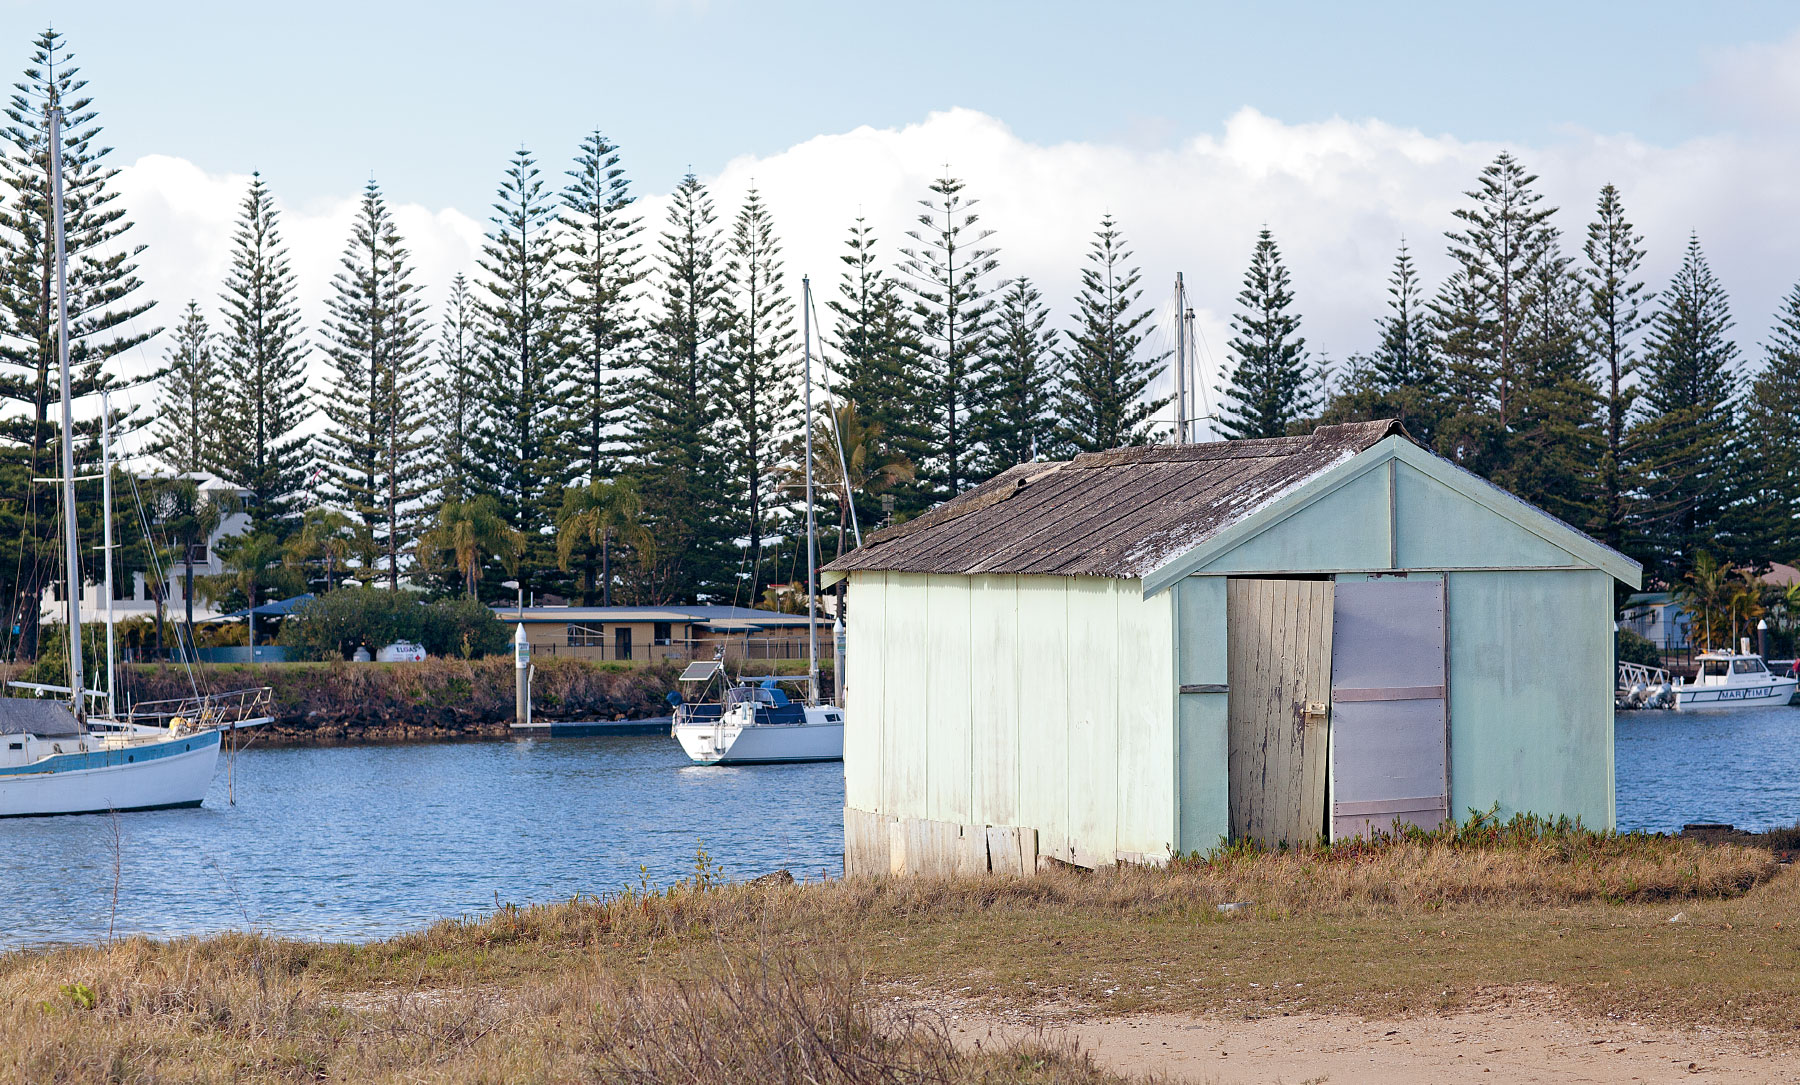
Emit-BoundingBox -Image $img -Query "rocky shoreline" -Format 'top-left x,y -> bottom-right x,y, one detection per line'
119,657 -> 686,745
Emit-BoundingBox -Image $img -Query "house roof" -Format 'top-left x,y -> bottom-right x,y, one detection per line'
823,419 -> 1641,592
823,421 -> 1409,581
493,604 -> 820,627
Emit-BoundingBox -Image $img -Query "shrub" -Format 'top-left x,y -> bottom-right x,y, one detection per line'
277,588 -> 506,661
1616,627 -> 1661,668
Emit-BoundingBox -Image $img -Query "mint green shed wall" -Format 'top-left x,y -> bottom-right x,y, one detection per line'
1168,453 -> 1624,849
844,571 -> 1178,865
1445,570 -> 1615,827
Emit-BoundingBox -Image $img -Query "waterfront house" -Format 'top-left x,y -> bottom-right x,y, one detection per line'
41,472 -> 251,630
495,604 -> 833,664
1617,592 -> 1691,651
822,420 -> 1641,876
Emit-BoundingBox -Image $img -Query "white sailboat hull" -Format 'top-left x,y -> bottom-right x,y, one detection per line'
0,730 -> 221,817
674,706 -> 844,765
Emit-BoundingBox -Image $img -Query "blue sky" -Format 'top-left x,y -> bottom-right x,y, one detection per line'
15,2 -> 1800,431
28,1 -> 1800,214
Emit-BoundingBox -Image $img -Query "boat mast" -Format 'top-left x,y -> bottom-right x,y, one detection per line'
802,276 -> 820,705
1173,273 -> 1187,445
49,100 -> 85,726
101,390 -> 116,719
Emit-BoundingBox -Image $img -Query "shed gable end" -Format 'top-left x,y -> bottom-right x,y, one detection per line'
1392,461 -> 1574,570
1145,438 -> 1641,592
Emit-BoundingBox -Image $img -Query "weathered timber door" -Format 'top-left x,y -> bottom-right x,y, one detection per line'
1329,577 -> 1449,840
1227,578 -> 1335,847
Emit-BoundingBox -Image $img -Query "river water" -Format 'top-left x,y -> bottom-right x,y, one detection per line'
2,708 -> 1795,949
0,736 -> 843,949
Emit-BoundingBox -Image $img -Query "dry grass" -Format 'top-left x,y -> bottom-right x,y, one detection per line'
1,822 -> 1791,1081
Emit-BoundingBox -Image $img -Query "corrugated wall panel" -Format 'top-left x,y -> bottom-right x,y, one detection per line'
1015,577 -> 1071,860
925,574 -> 974,824
881,573 -> 930,815
1446,569 -> 1614,829
1066,579 -> 1120,866
1176,576 -> 1230,853
844,571 -> 886,811
1395,463 -> 1575,570
969,574 -> 1021,828
1116,580 -> 1175,859
1197,465 -> 1392,574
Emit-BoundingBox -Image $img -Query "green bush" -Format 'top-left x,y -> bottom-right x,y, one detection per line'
277,588 -> 506,661
1615,628 -> 1662,668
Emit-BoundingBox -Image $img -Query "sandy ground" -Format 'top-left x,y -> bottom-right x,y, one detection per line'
938,998 -> 1800,1084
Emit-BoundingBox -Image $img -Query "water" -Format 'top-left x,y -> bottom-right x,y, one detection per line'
3,709 -> 1794,949
0,736 -> 843,949
1616,704 -> 1800,833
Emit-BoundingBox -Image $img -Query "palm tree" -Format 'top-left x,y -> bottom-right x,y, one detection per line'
286,508 -> 362,593
1675,551 -> 1735,651
421,496 -> 524,599
204,533 -> 301,651
556,478 -> 650,607
782,402 -> 915,560
1727,580 -> 1766,652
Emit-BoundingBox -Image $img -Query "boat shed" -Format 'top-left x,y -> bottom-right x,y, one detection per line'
821,420 -> 1642,876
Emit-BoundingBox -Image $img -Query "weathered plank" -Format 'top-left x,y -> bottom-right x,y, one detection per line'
1227,578 -> 1334,847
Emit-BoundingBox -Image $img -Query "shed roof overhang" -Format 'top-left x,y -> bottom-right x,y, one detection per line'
1138,436 -> 1643,597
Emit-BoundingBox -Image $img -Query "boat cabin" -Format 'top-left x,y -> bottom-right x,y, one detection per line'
824,421 -> 1643,877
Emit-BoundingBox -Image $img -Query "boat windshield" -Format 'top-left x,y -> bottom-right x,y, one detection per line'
1701,660 -> 1731,678
724,687 -> 777,707
1733,658 -> 1768,675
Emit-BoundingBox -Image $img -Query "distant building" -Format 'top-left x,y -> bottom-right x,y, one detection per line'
1617,592 -> 1691,649
495,604 -> 833,664
825,420 -> 1641,876
41,473 -> 252,626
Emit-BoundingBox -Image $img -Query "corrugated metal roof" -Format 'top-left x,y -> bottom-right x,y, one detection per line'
823,420 -> 1408,579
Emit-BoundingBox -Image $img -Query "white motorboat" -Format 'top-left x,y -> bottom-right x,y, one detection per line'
0,96 -> 271,817
1674,651 -> 1798,711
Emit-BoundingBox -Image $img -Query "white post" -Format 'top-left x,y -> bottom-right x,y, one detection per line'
514,622 -> 530,726
49,102 -> 84,725
101,390 -> 116,719
802,276 -> 821,705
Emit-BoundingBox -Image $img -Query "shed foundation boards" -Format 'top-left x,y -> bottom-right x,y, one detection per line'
828,424 -> 1639,876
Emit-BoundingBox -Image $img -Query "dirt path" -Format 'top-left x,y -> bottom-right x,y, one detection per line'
940,999 -> 1800,1083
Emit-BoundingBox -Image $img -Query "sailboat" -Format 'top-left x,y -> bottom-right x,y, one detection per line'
0,98 -> 273,817
671,275 -> 845,765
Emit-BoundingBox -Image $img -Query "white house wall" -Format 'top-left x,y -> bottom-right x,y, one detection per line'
844,571 -> 1177,874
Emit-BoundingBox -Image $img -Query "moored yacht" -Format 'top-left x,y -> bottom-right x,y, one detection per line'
1675,650 -> 1798,711
0,96 -> 272,817
671,664 -> 844,765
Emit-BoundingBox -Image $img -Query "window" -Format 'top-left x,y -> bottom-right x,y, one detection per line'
654,622 -> 672,646
615,627 -> 633,660
185,542 -> 209,565
567,624 -> 605,647
1702,660 -> 1731,677
1733,658 -> 1768,675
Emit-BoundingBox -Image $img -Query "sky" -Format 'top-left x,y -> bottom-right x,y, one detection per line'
13,1 -> 1800,434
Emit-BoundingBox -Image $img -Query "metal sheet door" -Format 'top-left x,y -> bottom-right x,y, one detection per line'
1329,577 -> 1448,840
1226,578 -> 1335,847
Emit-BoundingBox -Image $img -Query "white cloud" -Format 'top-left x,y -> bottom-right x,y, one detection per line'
112,105 -> 1800,443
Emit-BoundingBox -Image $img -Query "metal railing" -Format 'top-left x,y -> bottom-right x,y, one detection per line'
125,686 -> 275,730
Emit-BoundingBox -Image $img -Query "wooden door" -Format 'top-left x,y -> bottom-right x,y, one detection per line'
1329,577 -> 1448,840
1227,578 -> 1335,847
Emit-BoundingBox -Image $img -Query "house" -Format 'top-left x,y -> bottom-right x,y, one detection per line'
1617,592 -> 1691,650
822,420 -> 1641,877
41,473 -> 252,627
494,604 -> 834,664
